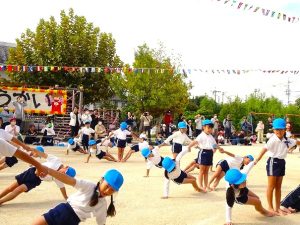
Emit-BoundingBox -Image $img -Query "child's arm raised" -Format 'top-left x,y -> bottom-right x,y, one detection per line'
59,187 -> 68,200
47,168 -> 76,187
219,149 -> 235,158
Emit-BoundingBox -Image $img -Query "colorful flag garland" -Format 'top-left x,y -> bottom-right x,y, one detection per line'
217,0 -> 299,23
0,64 -> 299,75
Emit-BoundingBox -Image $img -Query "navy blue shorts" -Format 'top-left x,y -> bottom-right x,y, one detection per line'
44,203 -> 80,225
217,160 -> 230,173
235,187 -> 249,204
172,143 -> 183,154
117,139 -> 126,148
131,144 -> 139,152
15,167 -> 42,192
173,171 -> 188,184
72,144 -> 80,152
5,156 -> 18,167
156,157 -> 164,168
96,151 -> 106,160
195,149 -> 213,166
266,157 -> 286,177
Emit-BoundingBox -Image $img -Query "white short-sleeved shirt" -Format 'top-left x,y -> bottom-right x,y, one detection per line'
138,141 -> 149,151
265,135 -> 297,159
164,131 -> 191,145
0,138 -> 17,157
68,179 -> 107,224
195,118 -> 202,130
146,147 -> 162,169
5,125 -> 20,137
41,155 -> 64,188
226,156 -> 244,169
82,127 -> 95,136
114,128 -> 131,140
196,132 -> 217,150
0,129 -> 13,141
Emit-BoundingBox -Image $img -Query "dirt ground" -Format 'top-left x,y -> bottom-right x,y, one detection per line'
1,144 -> 300,225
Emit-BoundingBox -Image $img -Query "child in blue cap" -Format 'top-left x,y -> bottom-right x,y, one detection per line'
255,118 -> 300,215
122,133 -> 149,162
188,119 -> 224,192
224,168 -> 274,225
161,154 -> 205,199
31,168 -> 124,225
0,146 -> 76,205
158,121 -> 192,159
85,140 -> 117,163
66,138 -> 88,155
208,149 -> 254,191
141,146 -> 164,177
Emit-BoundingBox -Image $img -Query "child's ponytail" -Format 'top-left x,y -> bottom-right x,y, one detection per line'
107,195 -> 116,217
89,182 -> 100,207
226,186 -> 235,207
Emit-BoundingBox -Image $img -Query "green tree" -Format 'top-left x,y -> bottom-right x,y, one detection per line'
108,43 -> 190,117
295,97 -> 300,109
7,8 -> 122,104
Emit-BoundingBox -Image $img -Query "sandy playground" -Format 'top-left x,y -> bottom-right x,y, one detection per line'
1,144 -> 300,225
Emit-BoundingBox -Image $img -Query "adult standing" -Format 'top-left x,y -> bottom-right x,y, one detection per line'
69,106 -> 81,137
223,114 -> 233,144
126,112 -> 135,127
90,109 -> 99,129
163,109 -> 173,137
255,121 -> 265,143
140,112 -> 153,141
12,96 -> 27,129
0,105 -> 14,128
81,108 -> 92,125
186,120 -> 194,138
265,117 -> 273,142
211,114 -> 219,139
195,114 -> 203,136
285,117 -> 293,138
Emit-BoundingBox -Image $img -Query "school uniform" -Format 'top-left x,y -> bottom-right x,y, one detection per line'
195,132 -> 217,166
114,128 -> 131,148
15,154 -> 65,192
281,185 -> 300,211
81,127 -> 95,150
164,131 -> 191,154
92,144 -> 107,160
146,147 -> 164,169
43,179 -> 107,225
67,141 -> 81,152
0,129 -> 18,158
226,162 -> 255,223
265,135 -> 296,176
5,156 -> 18,167
131,141 -> 149,152
216,156 -> 244,173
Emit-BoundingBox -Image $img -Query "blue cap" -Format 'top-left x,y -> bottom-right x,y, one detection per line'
247,155 -> 254,161
202,119 -> 213,126
68,138 -> 74,145
65,167 -> 76,177
88,140 -> 97,146
272,118 -> 286,130
178,121 -> 187,129
120,122 -> 128,130
162,157 -> 176,173
103,169 -> 124,191
141,148 -> 151,158
225,169 -> 247,185
35,146 -> 45,153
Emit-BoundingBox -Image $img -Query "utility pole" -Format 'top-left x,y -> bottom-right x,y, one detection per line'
212,88 -> 221,103
222,92 -> 225,104
286,78 -> 291,105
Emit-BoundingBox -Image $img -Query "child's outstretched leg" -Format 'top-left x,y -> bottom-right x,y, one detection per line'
184,161 -> 197,173
246,195 -> 276,217
0,162 -> 8,171
182,174 -> 206,192
104,153 -> 117,162
208,165 -> 224,191
31,216 -> 48,225
172,153 -> 178,160
85,154 -> 92,163
0,183 -> 28,205
122,150 -> 134,162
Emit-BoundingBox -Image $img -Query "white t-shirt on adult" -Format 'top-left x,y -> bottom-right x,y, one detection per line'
265,135 -> 296,159
68,179 -> 107,224
226,156 -> 244,169
113,128 -> 131,140
195,132 -> 217,149
82,127 -> 95,136
41,154 -> 64,188
0,138 -> 17,157
5,125 -> 20,137
164,131 -> 191,145
195,118 -> 202,130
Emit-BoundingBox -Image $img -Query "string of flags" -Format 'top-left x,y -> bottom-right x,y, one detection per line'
213,0 -> 299,23
0,64 -> 300,75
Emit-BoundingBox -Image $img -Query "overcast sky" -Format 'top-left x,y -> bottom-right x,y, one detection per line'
1,0 -> 300,104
